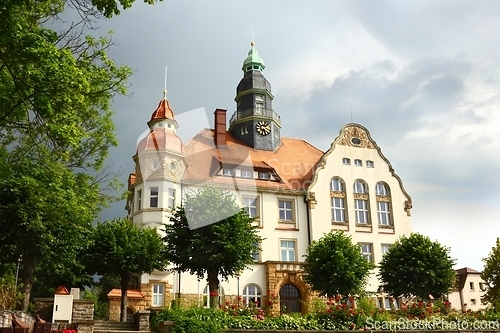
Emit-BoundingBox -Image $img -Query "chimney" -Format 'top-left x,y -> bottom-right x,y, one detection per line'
214,109 -> 227,148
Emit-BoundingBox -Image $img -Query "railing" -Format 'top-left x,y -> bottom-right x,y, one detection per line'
229,109 -> 281,124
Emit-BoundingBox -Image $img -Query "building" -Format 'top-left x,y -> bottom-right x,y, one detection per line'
112,43 -> 413,320
447,267 -> 488,311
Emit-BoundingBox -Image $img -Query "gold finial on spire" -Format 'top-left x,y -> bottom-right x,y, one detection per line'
163,89 -> 167,98
163,66 -> 168,99
251,41 -> 255,46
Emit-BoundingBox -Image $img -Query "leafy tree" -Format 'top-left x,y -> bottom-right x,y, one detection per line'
481,237 -> 500,309
88,218 -> 168,321
0,148 -> 101,311
378,233 -> 456,300
163,187 -> 262,308
302,231 -> 374,297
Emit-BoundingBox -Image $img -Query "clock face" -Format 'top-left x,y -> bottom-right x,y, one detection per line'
255,121 -> 271,136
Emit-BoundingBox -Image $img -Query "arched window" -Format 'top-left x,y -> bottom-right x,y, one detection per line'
330,177 -> 347,223
202,284 -> 224,308
375,182 -> 392,226
242,284 -> 261,307
353,180 -> 370,224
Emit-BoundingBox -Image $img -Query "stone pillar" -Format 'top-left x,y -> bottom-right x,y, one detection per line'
134,311 -> 150,331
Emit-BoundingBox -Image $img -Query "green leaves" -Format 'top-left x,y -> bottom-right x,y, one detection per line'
481,238 -> 500,308
302,231 -> 374,297
378,233 -> 456,300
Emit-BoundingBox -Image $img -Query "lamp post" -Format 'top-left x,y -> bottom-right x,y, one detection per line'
15,255 -> 22,289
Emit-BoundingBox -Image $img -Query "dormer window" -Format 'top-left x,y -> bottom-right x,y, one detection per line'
342,158 -> 351,165
354,159 -> 362,167
241,170 -> 252,178
259,172 -> 269,180
223,169 -> 234,176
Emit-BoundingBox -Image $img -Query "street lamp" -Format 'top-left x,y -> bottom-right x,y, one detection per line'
15,255 -> 23,289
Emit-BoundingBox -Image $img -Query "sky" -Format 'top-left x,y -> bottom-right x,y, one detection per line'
82,0 -> 500,271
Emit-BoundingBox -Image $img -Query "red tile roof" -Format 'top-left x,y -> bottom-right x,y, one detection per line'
137,128 -> 184,154
148,98 -> 176,125
107,289 -> 144,299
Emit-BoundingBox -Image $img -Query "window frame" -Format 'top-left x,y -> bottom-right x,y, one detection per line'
366,160 -> 374,168
137,189 -> 142,211
241,170 -> 253,178
331,197 -> 346,223
242,284 -> 262,307
150,186 -> 159,208
242,196 -> 259,219
354,159 -> 363,167
377,201 -> 391,226
359,243 -> 373,262
355,199 -> 369,224
280,239 -> 297,262
152,283 -> 165,307
342,157 -> 351,165
278,199 -> 294,222
381,244 -> 392,256
168,188 -> 176,209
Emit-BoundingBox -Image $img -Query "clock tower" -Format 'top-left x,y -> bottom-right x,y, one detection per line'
228,42 -> 281,151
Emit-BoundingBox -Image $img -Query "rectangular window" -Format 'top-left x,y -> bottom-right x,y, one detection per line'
150,187 -> 158,208
355,199 -> 368,224
377,201 -> 391,225
137,189 -> 142,211
243,197 -> 258,218
479,282 -> 486,291
470,282 -> 474,291
223,168 -> 234,176
168,188 -> 176,208
278,200 -> 293,221
360,243 -> 373,262
331,197 -> 345,222
366,160 -> 374,168
259,172 -> 269,180
381,244 -> 392,255
280,240 -> 296,262
152,284 -> 164,307
342,157 -> 351,165
241,170 -> 252,178
354,159 -> 362,167
252,243 -> 260,262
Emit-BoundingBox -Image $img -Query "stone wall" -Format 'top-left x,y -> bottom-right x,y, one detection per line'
32,298 -> 94,333
0,311 -> 35,328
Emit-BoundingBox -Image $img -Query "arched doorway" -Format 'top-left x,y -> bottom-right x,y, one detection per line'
279,284 -> 301,313
126,307 -> 134,322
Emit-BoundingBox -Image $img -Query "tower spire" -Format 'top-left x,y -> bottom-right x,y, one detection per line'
163,65 -> 168,99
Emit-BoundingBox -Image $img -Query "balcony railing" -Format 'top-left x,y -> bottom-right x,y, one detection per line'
229,109 -> 281,124
266,261 -> 303,272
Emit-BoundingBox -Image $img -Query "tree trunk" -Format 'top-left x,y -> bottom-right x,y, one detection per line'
20,256 -> 34,312
207,270 -> 219,309
120,273 -> 130,322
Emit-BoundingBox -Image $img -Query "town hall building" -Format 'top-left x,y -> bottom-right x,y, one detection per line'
110,43 -> 413,320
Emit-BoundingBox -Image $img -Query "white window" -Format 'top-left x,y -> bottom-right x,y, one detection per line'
354,181 -> 366,194
355,199 -> 368,224
479,282 -> 486,291
342,157 -> 351,165
252,243 -> 260,261
168,188 -> 176,208
278,200 -> 293,221
202,285 -> 224,308
280,240 -> 296,262
150,187 -> 159,208
377,201 -> 391,225
137,189 -> 142,211
255,95 -> 265,114
376,182 -> 388,195
331,197 -> 345,222
366,160 -> 374,168
259,172 -> 269,180
330,178 -> 343,192
241,170 -> 252,178
240,126 -> 249,135
152,284 -> 164,307
360,243 -> 373,262
354,159 -> 362,167
242,284 -> 261,307
223,168 -> 234,176
381,244 -> 392,255
243,197 -> 258,218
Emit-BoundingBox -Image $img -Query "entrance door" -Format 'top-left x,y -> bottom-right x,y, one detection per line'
279,284 -> 301,313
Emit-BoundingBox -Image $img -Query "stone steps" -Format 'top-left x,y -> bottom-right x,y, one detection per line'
93,321 -> 136,332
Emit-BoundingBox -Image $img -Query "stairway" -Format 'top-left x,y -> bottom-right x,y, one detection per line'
93,321 -> 137,333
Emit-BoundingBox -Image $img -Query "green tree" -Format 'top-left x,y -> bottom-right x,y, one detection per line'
0,148 -> 100,311
163,187 -> 262,308
88,218 -> 168,321
378,233 -> 456,300
481,238 -> 500,309
302,230 -> 374,297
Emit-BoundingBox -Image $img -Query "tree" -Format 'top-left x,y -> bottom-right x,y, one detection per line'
88,218 -> 168,321
481,238 -> 500,309
163,187 -> 262,308
0,148 -> 101,311
378,233 -> 456,300
302,231 -> 374,297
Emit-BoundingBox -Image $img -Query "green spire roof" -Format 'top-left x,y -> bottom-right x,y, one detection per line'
242,42 -> 265,72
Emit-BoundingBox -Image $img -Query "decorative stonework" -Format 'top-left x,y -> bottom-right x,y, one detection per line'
353,193 -> 368,200
376,195 -> 390,202
330,191 -> 345,198
337,125 -> 376,149
306,192 -> 317,208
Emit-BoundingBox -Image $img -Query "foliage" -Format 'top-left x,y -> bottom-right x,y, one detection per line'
81,287 -> 110,320
163,187 -> 262,308
87,217 -> 168,321
0,148 -> 101,310
0,272 -> 23,310
482,237 -> 500,309
302,230 -> 374,297
378,233 -> 456,300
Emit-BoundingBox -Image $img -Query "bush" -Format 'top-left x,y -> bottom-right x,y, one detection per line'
0,273 -> 23,310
